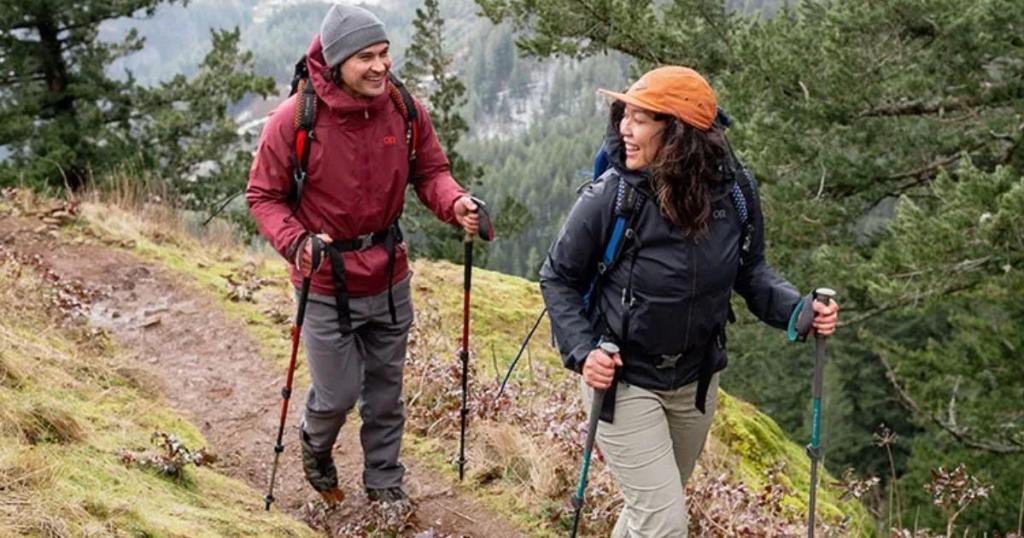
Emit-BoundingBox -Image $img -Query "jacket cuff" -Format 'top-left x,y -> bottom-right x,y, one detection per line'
285,232 -> 310,264
568,342 -> 593,374
787,292 -> 815,342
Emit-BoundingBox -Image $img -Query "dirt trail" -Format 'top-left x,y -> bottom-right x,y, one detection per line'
0,215 -> 525,538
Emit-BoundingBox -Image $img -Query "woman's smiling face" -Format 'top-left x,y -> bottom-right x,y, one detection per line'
619,104 -> 666,170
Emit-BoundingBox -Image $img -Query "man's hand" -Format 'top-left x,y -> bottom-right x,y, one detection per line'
812,299 -> 839,336
453,196 -> 479,237
582,347 -> 623,390
294,233 -> 332,277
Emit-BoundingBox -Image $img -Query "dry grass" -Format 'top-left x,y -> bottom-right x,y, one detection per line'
13,401 -> 86,445
0,439 -> 65,537
80,168 -> 250,257
469,421 -> 565,499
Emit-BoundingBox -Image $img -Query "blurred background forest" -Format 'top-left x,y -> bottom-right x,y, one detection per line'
2,0 -> 1022,534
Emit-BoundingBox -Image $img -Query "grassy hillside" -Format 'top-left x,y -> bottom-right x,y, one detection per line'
0,200 -> 314,536
1,188 -> 874,536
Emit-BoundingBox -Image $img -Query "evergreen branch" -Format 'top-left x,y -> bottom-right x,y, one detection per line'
859,96 -> 978,118
885,151 -> 967,182
876,352 -> 1023,454
0,73 -> 46,86
862,140 -> 990,207
570,0 -> 663,64
836,304 -> 901,328
839,279 -> 983,328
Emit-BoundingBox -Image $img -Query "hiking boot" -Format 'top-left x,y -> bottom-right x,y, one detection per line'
365,486 -> 408,503
299,430 -> 338,493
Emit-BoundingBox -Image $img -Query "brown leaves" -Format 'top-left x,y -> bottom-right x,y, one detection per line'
924,464 -> 992,513
224,263 -> 267,302
117,431 -> 216,479
0,248 -> 102,321
832,468 -> 881,501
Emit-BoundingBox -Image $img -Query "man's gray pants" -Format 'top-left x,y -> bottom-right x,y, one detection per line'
299,276 -> 413,490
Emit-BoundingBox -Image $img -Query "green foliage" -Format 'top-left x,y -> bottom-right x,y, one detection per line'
0,0 -> 274,201
401,0 -> 477,261
858,163 -> 1024,453
137,28 -> 274,207
401,0 -> 533,264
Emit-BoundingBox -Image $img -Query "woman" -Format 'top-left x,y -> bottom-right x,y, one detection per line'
539,66 -> 839,536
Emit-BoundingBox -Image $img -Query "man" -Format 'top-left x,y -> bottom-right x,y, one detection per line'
246,3 -> 479,504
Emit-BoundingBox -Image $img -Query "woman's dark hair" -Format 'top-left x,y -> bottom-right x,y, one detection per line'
648,114 -> 727,238
609,100 -> 727,239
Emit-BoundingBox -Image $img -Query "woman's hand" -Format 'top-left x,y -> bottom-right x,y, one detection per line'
812,299 -> 839,336
453,196 -> 479,237
582,346 -> 623,389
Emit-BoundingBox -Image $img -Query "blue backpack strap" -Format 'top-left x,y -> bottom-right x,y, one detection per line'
583,177 -> 645,310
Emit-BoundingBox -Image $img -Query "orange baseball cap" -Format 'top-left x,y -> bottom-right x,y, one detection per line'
598,66 -> 717,131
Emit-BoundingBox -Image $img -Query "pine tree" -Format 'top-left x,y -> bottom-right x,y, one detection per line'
402,0 -> 531,264
0,0 -> 273,197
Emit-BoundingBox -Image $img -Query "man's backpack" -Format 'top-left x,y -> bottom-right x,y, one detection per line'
286,55 -> 420,209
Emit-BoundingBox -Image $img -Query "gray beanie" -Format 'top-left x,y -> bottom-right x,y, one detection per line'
320,4 -> 389,68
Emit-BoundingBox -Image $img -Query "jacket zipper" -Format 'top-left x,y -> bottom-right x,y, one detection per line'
682,241 -> 698,352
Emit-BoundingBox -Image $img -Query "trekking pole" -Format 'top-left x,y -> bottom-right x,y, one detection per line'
455,199 -> 494,482
265,236 -> 323,511
570,341 -> 619,538
806,287 -> 836,536
495,307 -> 547,400
457,223 -> 473,481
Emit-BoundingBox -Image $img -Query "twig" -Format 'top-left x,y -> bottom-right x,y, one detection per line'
491,341 -> 499,383
947,376 -> 961,428
877,354 -> 1023,454
816,163 -> 826,200
438,502 -> 477,523
692,497 -> 733,536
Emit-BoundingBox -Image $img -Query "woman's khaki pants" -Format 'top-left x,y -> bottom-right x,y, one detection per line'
581,374 -> 719,537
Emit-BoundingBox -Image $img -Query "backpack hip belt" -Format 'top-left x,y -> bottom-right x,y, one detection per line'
323,221 -> 403,333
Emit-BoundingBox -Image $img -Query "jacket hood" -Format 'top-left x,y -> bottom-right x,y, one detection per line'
306,35 -> 391,117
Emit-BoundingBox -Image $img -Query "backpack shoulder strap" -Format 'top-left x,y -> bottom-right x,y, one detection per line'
583,174 -> 647,309
289,55 -> 318,209
600,177 -> 644,270
723,136 -> 759,265
387,72 -> 419,180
